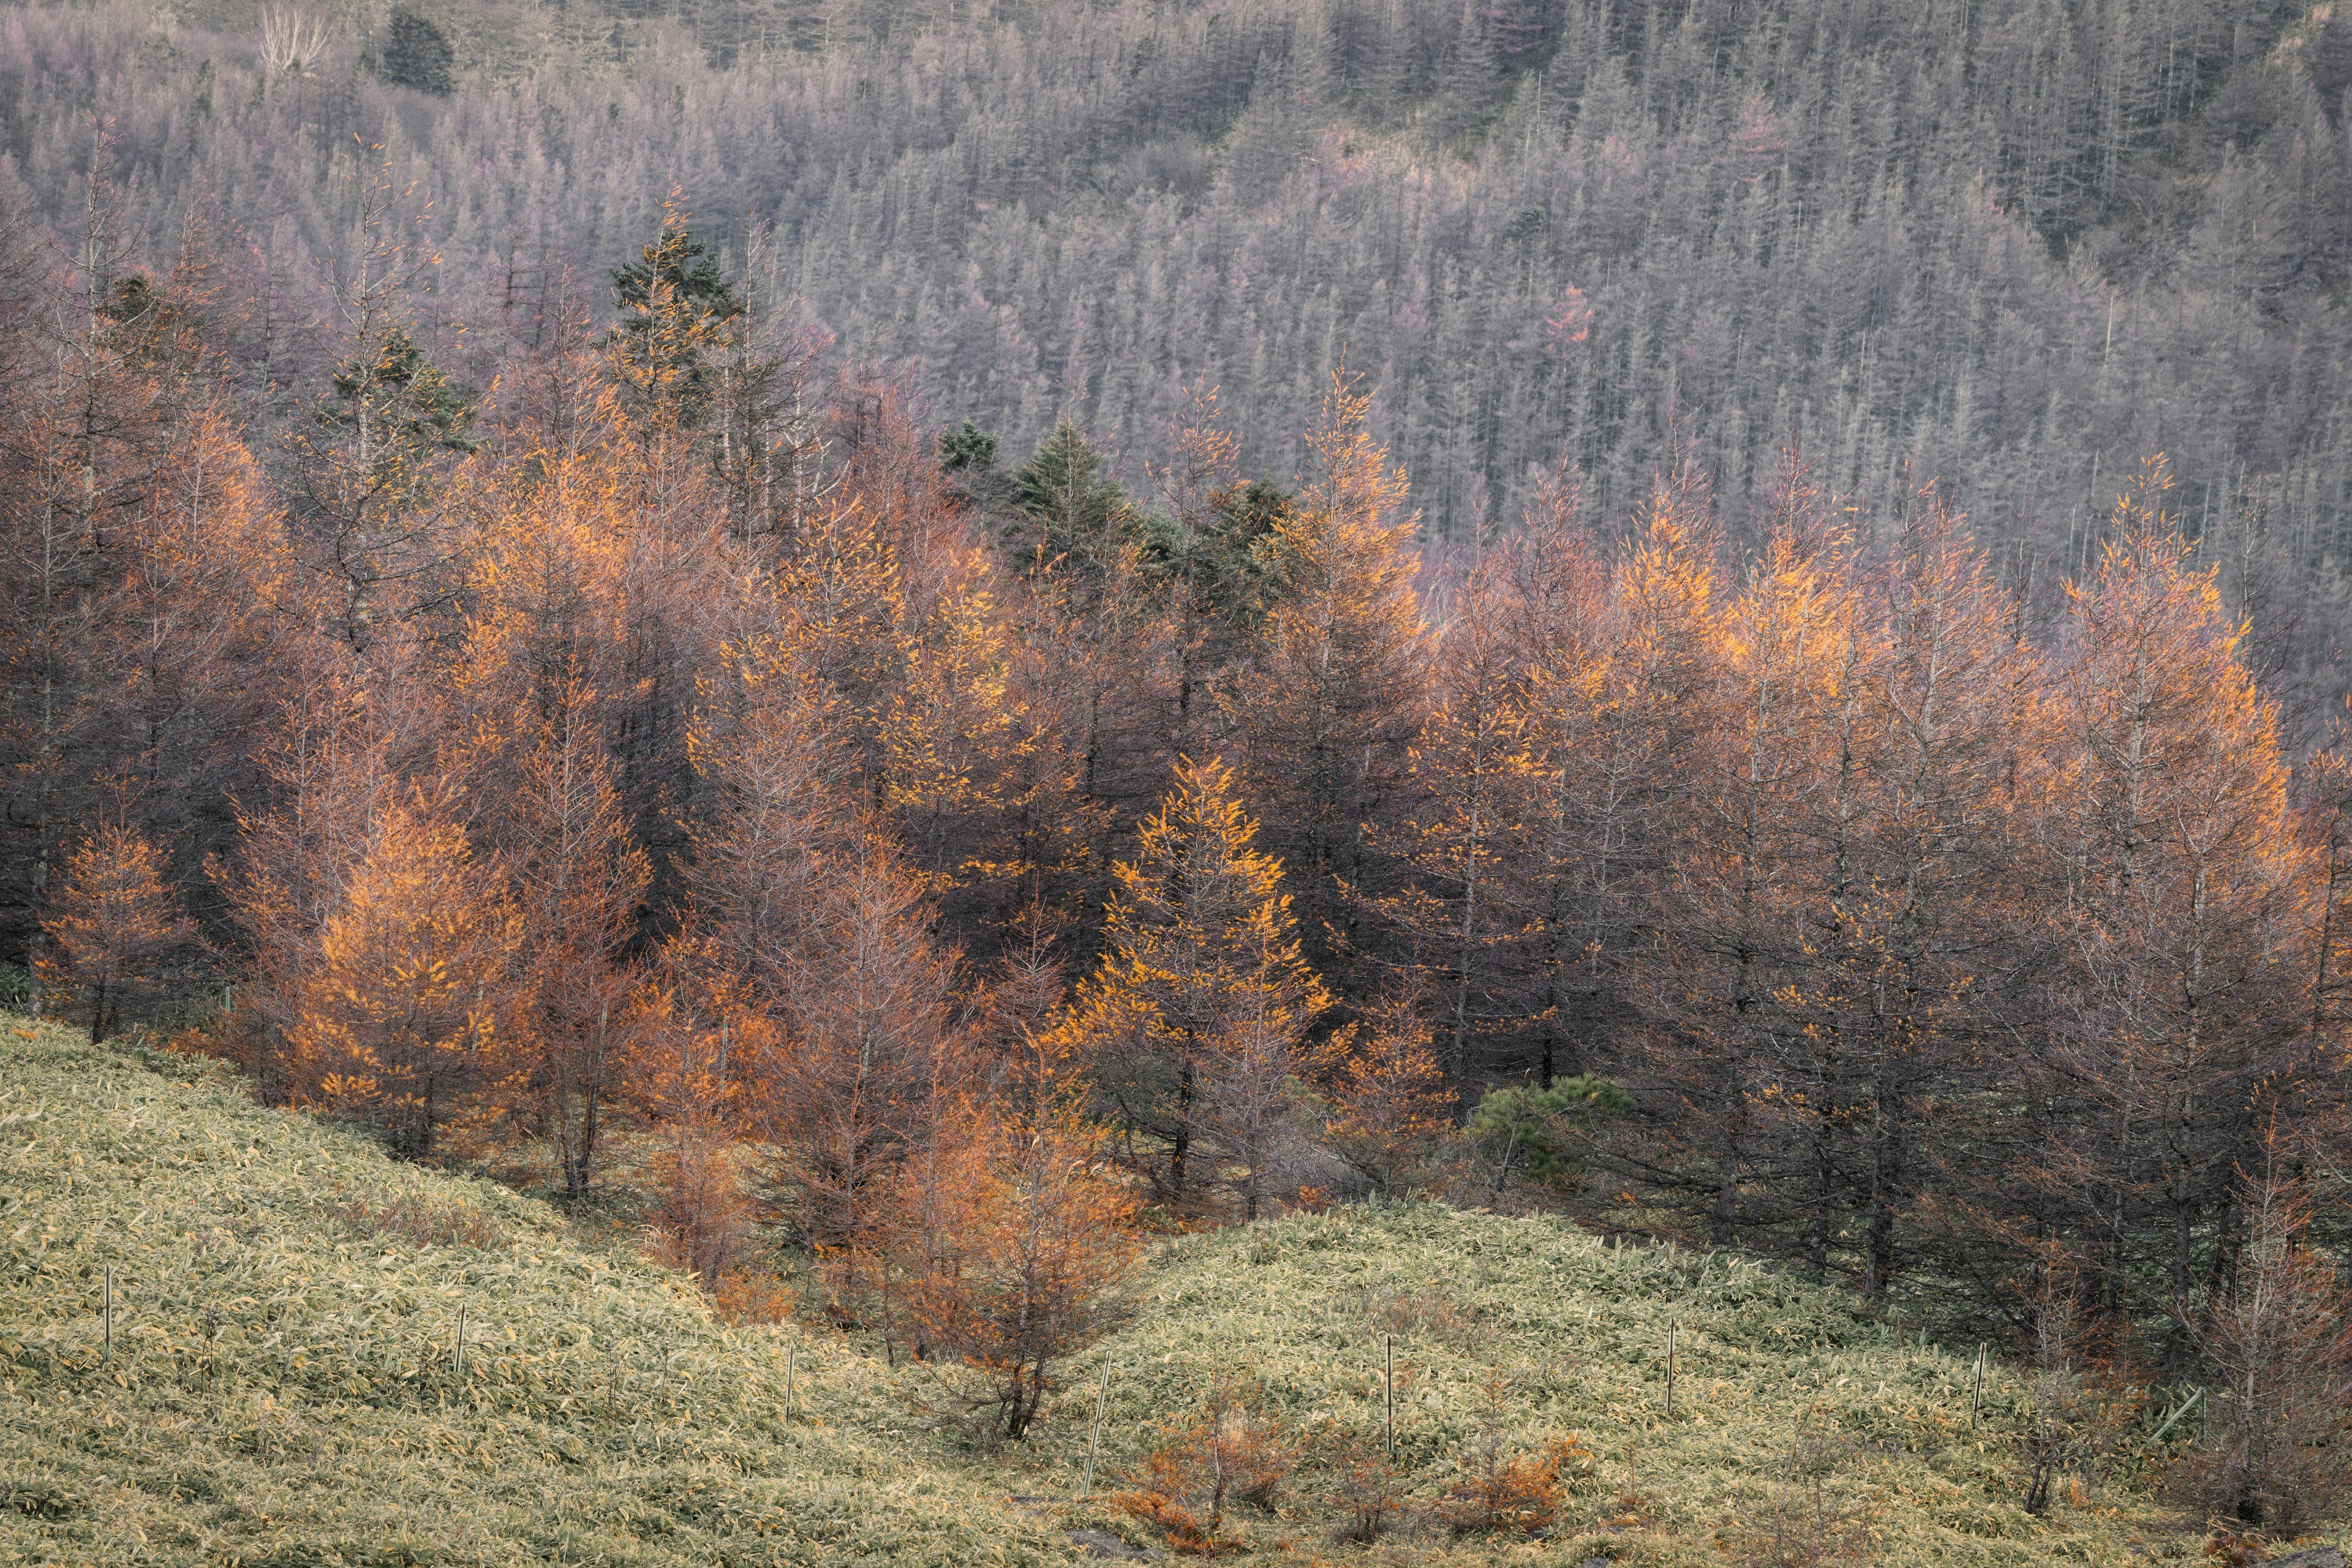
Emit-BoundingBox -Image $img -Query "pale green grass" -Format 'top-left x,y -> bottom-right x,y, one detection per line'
1017,1205 -> 2230,1566
1,1014 -> 2307,1566
0,1015 -> 1071,1567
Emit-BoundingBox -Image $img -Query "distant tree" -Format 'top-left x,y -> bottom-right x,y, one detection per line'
939,418 -> 999,473
377,7 -> 456,96
752,827 -> 966,1298
629,993 -> 749,1287
2026,463 -> 2316,1372
605,208 -> 744,431
1226,368 -> 1429,963
282,159 -> 480,654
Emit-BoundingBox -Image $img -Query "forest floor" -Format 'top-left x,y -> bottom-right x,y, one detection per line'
0,1014 -> 2295,1566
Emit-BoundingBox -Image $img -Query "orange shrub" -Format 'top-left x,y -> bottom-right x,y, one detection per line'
1117,1380 -> 1294,1555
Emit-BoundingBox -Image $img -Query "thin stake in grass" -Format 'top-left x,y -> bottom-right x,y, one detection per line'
454,1303 -> 467,1379
1384,1333 -> 1395,1457
1969,1342 -> 1987,1426
102,1264 -> 114,1363
1665,1317 -> 1678,1415
1081,1360 -> 1112,1497
784,1341 -> 796,1429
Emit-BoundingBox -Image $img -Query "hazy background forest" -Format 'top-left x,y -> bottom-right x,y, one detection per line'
4,0 -> 2350,710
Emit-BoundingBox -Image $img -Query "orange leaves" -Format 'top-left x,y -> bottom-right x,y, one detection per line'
876,1017 -> 1139,1439
1439,1436 -> 1584,1535
1117,1379 -> 1295,1553
36,821 -> 199,1044
1322,995 -> 1457,1195
284,791 -> 518,1159
1076,755 -> 1331,1210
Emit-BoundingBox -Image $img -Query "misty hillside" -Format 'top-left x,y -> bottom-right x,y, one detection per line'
4,0 -> 2348,696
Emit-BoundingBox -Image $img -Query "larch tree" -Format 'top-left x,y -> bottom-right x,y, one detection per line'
2029,464 -> 2318,1370
498,699 -> 650,1203
285,788 -> 519,1159
748,824 -> 969,1306
884,1016 -> 1141,1438
1226,369 -> 1431,967
1076,754 -> 1331,1207
1321,989 -> 1458,1196
1652,475 -> 1846,1249
36,821 -> 199,1044
1485,466 -> 1643,1087
1376,511 -> 1536,1078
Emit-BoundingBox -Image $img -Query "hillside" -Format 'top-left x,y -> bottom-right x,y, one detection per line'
0,1015 -> 1074,1567
0,1014 -> 2258,1566
3,0 -> 2348,704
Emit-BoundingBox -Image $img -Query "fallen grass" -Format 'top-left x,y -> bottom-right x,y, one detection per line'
1,1014 -> 2310,1566
0,1014 -> 1071,1567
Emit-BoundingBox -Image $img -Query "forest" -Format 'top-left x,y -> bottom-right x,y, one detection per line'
4,0 -> 2352,1545
4,0 -> 2351,704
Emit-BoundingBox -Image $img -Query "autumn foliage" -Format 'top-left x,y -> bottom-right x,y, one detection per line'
4,178 -> 2351,1456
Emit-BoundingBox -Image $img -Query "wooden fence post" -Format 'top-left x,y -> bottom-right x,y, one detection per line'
1384,1334 -> 1395,1457
1082,1360 -> 1112,1496
1666,1318 -> 1678,1415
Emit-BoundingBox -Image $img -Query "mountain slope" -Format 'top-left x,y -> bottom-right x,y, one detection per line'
0,1016 -> 2265,1565
4,0 -> 2346,685
0,1016 -> 1072,1567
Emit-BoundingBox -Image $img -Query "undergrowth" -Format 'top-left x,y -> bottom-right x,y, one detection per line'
0,1016 -> 1067,1567
2,1014 -> 2309,1565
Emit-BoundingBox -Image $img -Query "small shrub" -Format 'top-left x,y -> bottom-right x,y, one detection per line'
1464,1077 -> 1631,1197
326,1192 -> 506,1250
2016,1265 -> 2140,1516
1438,1368 -> 1589,1534
2201,1528 -> 2271,1568
1725,1417 -> 1877,1568
1355,1284 -> 1496,1348
714,1268 -> 796,1326
1117,1378 -> 1295,1554
1319,1431 -> 1405,1543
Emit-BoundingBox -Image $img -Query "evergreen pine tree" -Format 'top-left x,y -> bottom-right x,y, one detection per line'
379,7 -> 456,96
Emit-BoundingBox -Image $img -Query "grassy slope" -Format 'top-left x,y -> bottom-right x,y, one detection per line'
0,1016 -> 1072,1567
0,1016 -> 2248,1566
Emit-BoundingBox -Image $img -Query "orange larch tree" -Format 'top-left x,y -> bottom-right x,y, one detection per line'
2027,461 -> 2322,1369
1076,755 -> 1332,1209
284,789 -> 520,1159
884,1017 -> 1141,1438
36,821 -> 200,1043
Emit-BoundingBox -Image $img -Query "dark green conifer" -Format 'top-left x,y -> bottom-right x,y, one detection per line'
379,7 -> 456,96
1004,418 -> 1139,581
